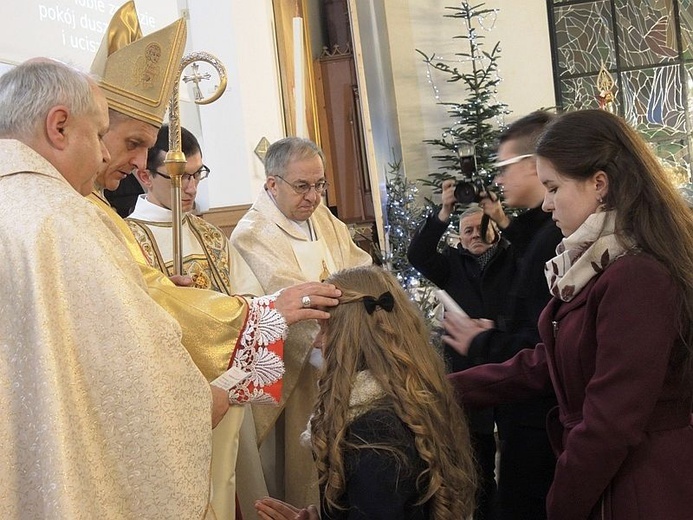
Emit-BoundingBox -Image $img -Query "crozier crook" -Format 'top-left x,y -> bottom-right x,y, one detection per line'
166,52 -> 228,275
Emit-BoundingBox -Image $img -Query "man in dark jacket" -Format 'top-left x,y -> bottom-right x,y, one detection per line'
443,111 -> 563,520
408,202 -> 515,520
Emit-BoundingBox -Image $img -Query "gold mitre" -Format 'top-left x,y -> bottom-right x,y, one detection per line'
91,1 -> 187,127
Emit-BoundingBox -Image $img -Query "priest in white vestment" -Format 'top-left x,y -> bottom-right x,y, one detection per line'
127,125 -> 233,293
0,59 -> 213,519
230,137 -> 373,515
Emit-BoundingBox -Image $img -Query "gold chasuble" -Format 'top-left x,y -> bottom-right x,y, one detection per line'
126,195 -> 248,520
87,0 -> 252,383
90,193 -> 285,520
0,140 -> 212,519
89,192 -> 247,380
127,196 -> 233,294
85,5 -> 284,517
90,192 -> 284,403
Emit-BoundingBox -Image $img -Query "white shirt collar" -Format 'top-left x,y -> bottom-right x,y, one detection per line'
128,194 -> 182,223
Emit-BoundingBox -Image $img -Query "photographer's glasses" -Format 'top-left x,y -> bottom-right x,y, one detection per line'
494,154 -> 534,172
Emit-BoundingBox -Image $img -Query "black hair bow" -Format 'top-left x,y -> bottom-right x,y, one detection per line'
362,291 -> 395,315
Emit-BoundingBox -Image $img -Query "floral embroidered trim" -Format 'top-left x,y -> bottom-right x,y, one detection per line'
228,294 -> 286,404
127,220 -> 161,270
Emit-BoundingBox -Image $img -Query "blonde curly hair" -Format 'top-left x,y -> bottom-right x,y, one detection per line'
310,265 -> 477,519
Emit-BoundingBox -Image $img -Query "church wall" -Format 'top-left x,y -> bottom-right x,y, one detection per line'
186,0 -> 557,210
381,0 -> 556,192
184,0 -> 285,212
0,0 -> 556,212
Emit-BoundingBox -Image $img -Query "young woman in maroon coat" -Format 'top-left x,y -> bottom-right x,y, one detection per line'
444,109 -> 693,520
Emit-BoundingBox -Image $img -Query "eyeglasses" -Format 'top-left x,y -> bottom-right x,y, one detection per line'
154,165 -> 210,183
493,154 -> 534,171
274,175 -> 329,195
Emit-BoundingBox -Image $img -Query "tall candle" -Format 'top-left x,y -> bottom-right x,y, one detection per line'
293,16 -> 307,137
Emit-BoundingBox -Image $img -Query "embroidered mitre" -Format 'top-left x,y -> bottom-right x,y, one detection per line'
90,0 -> 186,127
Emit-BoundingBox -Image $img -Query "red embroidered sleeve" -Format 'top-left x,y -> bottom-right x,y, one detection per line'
227,294 -> 286,405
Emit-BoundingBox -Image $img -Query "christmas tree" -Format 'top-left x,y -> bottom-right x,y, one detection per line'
383,159 -> 442,344
417,2 -> 509,197
381,2 -> 512,344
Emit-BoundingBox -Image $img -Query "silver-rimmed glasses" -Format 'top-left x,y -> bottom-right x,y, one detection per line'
274,175 -> 329,195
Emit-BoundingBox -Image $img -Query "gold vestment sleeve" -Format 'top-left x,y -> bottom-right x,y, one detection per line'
89,193 -> 247,380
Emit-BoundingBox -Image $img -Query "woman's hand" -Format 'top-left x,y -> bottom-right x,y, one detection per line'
442,312 -> 494,356
255,497 -> 320,520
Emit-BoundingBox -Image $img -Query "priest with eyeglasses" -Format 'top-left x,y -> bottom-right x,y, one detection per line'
127,124 -> 231,293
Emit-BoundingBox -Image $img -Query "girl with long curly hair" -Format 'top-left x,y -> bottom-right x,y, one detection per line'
256,265 -> 477,520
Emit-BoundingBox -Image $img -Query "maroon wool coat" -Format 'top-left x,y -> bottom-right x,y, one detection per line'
449,253 -> 693,520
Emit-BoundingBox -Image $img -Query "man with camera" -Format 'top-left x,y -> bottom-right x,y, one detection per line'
443,111 -> 563,520
408,193 -> 515,520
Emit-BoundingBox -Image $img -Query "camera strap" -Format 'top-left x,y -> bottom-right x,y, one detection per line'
480,213 -> 498,244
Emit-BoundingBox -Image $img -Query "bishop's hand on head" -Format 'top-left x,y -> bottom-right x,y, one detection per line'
272,281 -> 341,325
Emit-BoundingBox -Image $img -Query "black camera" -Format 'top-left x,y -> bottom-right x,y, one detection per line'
453,151 -> 490,204
454,177 -> 489,204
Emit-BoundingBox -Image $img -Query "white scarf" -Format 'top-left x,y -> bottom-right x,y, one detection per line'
545,211 -> 633,302
300,370 -> 386,448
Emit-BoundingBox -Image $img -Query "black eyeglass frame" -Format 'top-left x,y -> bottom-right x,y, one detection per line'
153,165 -> 211,183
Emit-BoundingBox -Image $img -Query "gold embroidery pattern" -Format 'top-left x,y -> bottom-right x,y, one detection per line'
189,215 -> 232,293
127,220 -> 162,270
184,260 -> 213,290
133,43 -> 162,89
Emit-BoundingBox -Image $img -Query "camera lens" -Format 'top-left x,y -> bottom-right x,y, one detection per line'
459,155 -> 476,176
454,178 -> 487,204
454,182 -> 479,204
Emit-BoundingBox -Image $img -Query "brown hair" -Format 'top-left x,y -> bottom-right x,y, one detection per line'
498,109 -> 555,154
536,109 -> 693,365
310,266 -> 477,519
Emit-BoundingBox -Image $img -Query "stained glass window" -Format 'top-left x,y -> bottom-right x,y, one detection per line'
548,0 -> 693,181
